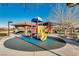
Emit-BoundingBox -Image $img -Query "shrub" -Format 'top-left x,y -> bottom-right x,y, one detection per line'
76,38 -> 79,42
0,33 -> 7,36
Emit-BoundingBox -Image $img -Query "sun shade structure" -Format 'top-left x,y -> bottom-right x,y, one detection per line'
31,17 -> 43,22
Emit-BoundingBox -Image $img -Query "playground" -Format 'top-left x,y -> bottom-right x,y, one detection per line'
14,17 -> 50,42
0,16 -> 78,56
0,3 -> 79,56
0,17 -> 66,56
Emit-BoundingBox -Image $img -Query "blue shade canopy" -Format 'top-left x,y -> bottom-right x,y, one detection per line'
31,17 -> 43,22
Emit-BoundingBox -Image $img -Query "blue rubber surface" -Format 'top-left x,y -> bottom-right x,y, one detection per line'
20,36 -> 65,50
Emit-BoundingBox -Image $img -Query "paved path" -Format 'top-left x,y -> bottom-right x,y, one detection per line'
48,34 -> 79,56
0,34 -> 57,56
0,34 -> 79,56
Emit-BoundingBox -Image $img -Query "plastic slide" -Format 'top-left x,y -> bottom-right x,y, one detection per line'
38,26 -> 47,41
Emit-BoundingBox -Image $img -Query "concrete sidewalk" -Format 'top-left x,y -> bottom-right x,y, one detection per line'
0,35 -> 57,56
0,34 -> 79,56
48,34 -> 79,56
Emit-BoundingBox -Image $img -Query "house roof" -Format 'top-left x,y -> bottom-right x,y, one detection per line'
43,21 -> 61,26
12,22 -> 32,27
12,21 -> 60,27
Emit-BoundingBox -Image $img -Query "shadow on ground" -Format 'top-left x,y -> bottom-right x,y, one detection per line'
4,37 -> 66,51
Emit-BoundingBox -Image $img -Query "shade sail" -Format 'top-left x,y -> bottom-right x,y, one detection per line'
31,17 -> 43,22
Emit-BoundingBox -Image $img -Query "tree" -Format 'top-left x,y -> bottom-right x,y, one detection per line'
47,3 -> 79,35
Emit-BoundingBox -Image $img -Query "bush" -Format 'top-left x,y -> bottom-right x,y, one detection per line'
76,38 -> 79,42
0,33 -> 7,36
77,30 -> 79,32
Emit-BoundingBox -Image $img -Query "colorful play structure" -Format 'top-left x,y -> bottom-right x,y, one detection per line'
38,26 -> 47,41
27,17 -> 47,41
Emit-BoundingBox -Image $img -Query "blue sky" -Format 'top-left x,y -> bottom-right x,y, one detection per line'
0,3 -> 79,27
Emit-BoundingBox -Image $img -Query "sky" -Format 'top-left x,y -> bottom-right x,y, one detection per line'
0,3 -> 79,27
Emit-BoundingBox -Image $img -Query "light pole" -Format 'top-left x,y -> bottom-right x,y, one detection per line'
8,21 -> 13,36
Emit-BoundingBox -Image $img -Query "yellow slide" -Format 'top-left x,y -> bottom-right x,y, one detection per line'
38,26 -> 47,41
